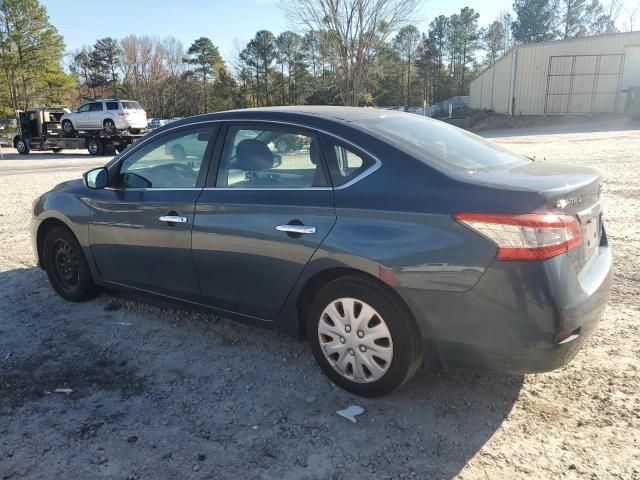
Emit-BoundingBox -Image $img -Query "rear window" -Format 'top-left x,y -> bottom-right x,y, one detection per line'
356,115 -> 529,171
122,101 -> 142,110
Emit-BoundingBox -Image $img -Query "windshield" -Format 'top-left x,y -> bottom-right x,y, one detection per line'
356,115 -> 530,171
122,101 -> 142,110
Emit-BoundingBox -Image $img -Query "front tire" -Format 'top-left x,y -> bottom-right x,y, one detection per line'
52,148 -> 63,153
307,275 -> 423,397
16,138 -> 30,154
43,226 -> 98,302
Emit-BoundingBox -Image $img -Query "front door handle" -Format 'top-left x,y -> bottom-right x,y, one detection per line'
275,225 -> 317,235
159,215 -> 188,224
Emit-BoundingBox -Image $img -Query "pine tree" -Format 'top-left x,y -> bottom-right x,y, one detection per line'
0,0 -> 73,112
512,0 -> 556,44
184,37 -> 223,113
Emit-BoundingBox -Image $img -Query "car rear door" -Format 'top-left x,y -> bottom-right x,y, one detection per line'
88,123 -> 219,298
192,122 -> 336,320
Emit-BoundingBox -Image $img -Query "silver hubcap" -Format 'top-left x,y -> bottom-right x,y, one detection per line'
317,297 -> 393,383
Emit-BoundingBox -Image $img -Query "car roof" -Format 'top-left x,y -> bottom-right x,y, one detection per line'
218,106 -> 407,123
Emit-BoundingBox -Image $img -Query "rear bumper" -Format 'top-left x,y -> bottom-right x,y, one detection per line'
398,243 -> 613,374
117,117 -> 147,129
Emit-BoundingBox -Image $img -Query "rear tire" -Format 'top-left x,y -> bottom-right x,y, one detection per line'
103,119 -> 116,135
62,120 -> 74,136
306,274 -> 423,397
52,148 -> 63,153
43,226 -> 98,302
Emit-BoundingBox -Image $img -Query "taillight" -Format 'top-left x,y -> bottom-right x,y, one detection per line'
118,111 -> 129,116
454,212 -> 582,261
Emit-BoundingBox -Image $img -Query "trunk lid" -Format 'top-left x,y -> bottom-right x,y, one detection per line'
467,161 -> 603,267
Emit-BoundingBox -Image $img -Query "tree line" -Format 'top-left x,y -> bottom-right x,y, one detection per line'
0,0 -> 636,120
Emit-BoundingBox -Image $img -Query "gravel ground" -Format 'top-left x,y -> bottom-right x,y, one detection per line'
0,123 -> 639,480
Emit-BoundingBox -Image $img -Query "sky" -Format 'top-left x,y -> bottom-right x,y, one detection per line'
41,0 -> 510,61
42,0 -> 638,65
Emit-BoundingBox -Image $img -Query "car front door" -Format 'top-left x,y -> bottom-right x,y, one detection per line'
74,103 -> 90,128
192,123 -> 336,320
88,124 -> 218,298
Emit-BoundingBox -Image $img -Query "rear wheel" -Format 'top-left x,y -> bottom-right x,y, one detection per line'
51,148 -> 63,153
16,138 -> 30,154
307,275 -> 423,397
62,120 -> 74,136
103,119 -> 116,134
87,138 -> 104,156
43,226 -> 98,302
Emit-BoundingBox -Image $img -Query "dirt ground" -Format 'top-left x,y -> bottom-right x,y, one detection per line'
0,121 -> 639,480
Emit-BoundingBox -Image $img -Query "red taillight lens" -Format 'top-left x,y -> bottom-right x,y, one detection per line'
118,111 -> 129,116
454,212 -> 582,261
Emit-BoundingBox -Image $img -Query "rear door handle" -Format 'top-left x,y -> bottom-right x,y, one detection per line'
159,215 -> 188,224
275,225 -> 317,235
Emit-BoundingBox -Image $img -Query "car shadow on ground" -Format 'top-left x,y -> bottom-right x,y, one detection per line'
1,267 -> 523,479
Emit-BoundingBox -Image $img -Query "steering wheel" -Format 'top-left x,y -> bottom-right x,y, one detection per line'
171,163 -> 196,177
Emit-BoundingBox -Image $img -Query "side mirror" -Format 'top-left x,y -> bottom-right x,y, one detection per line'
83,167 -> 108,189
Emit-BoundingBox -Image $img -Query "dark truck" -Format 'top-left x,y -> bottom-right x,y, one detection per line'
13,106 -> 147,156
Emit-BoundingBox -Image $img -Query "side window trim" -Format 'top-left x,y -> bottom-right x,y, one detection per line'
205,121 -> 331,190
106,122 -> 220,190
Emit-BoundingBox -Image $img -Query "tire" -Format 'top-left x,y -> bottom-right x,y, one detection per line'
15,138 -> 30,154
87,138 -> 104,156
43,226 -> 98,302
62,120 -> 74,136
275,139 -> 289,153
171,144 -> 186,161
52,148 -> 63,153
103,119 -> 116,135
306,274 -> 423,397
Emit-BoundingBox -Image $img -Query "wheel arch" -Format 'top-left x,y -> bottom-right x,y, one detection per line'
36,217 -> 75,268
295,266 -> 413,339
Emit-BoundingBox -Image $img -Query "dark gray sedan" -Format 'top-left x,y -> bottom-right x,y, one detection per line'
31,107 -> 612,396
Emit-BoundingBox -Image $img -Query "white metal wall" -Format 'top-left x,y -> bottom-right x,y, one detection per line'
469,31 -> 640,115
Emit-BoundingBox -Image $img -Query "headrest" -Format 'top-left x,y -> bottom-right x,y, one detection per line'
236,139 -> 274,171
309,139 -> 321,165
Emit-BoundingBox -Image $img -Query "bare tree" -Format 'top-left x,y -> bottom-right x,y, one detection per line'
283,0 -> 420,106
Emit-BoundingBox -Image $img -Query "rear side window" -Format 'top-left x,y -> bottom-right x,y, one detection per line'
106,102 -> 119,110
89,102 -> 103,112
322,140 -> 372,187
122,101 -> 142,110
356,115 -> 529,171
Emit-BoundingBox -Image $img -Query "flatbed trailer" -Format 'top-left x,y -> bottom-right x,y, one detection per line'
13,107 -> 147,156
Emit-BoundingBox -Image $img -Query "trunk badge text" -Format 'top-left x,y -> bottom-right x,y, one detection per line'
556,197 -> 582,209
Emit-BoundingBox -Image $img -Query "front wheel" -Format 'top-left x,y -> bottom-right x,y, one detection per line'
16,138 -> 30,154
52,148 -> 63,153
43,226 -> 98,302
307,275 -> 423,397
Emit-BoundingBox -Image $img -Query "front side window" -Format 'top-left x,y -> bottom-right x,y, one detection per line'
216,126 -> 327,189
118,127 -> 213,188
77,104 -> 90,113
89,102 -> 103,112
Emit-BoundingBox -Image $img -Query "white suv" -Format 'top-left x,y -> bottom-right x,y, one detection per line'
60,99 -> 147,135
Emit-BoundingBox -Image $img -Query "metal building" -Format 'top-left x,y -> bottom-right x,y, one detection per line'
469,31 -> 640,115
